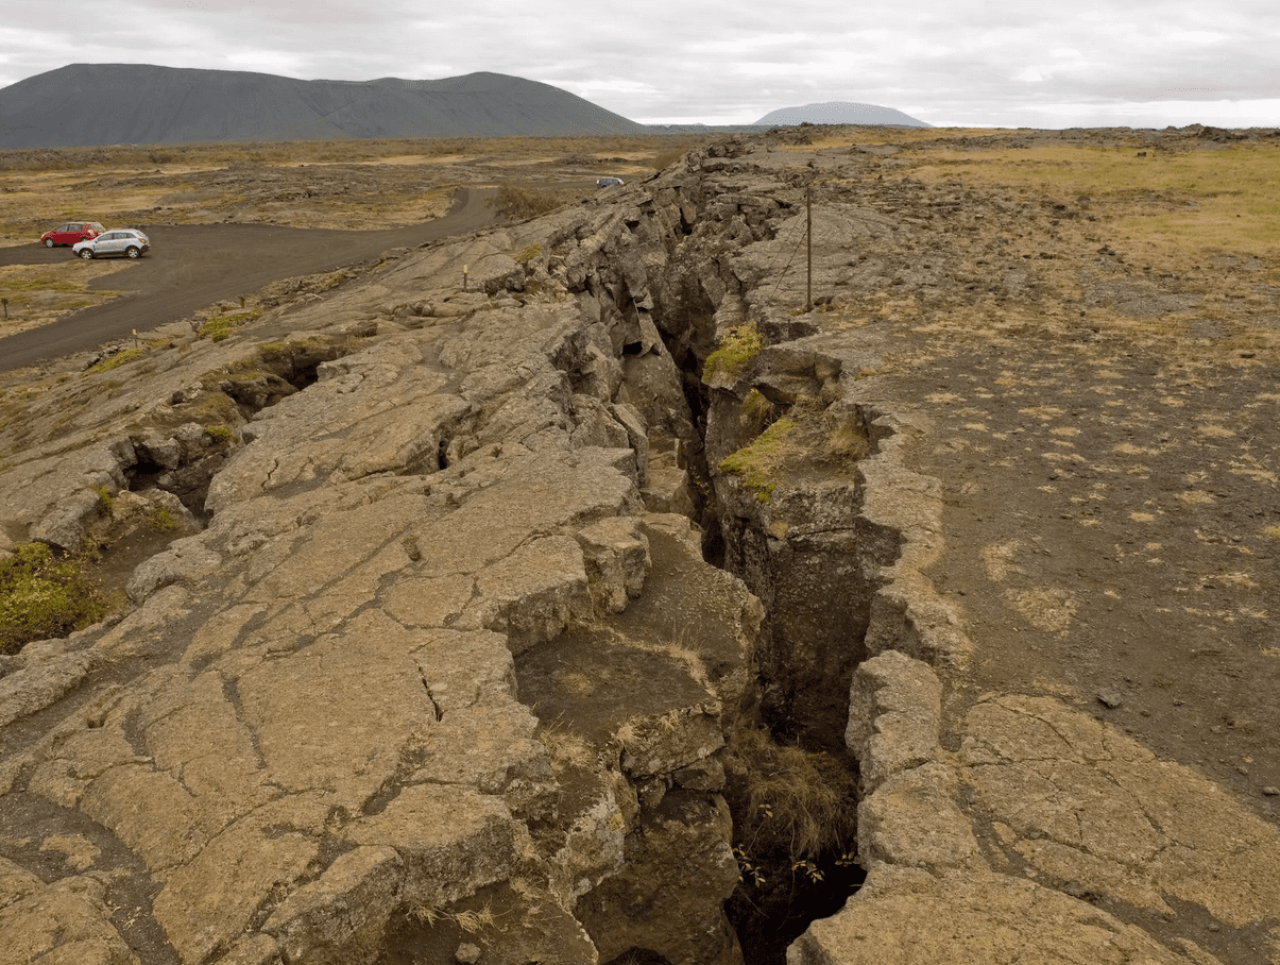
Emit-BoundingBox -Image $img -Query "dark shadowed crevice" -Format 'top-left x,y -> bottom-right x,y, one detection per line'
640,304 -> 878,964
603,949 -> 675,965
546,182 -> 891,963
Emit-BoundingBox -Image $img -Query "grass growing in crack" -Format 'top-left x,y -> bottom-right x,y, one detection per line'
742,388 -> 779,430
199,309 -> 261,341
704,323 -> 764,383
410,901 -> 505,934
93,485 -> 114,517
719,418 -> 798,502
724,724 -> 861,965
515,243 -> 544,264
827,419 -> 870,461
0,543 -> 113,655
731,726 -> 857,864
148,507 -> 178,531
86,346 -> 150,375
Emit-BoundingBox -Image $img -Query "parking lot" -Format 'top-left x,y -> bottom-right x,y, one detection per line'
0,187 -> 498,372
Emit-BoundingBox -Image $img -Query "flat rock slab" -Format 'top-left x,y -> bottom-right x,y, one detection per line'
792,866 -> 1205,965
0,163 -> 761,965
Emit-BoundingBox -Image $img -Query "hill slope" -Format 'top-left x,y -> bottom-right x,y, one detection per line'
755,101 -> 930,127
0,64 -> 648,147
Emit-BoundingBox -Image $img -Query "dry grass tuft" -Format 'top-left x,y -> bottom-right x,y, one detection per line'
732,725 -> 856,860
490,186 -> 572,221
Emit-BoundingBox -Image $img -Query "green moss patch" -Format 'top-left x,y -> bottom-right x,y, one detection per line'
704,324 -> 764,383
0,543 -> 112,655
199,309 -> 261,342
86,346 -> 150,375
718,417 -> 798,502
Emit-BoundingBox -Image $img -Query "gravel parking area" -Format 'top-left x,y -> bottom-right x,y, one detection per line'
0,187 -> 500,372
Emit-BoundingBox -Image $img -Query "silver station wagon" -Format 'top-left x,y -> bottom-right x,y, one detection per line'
73,228 -> 150,260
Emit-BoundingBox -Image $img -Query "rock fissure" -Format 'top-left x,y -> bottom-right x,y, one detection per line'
10,130 -> 1279,965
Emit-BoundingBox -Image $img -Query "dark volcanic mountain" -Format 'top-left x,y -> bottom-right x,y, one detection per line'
0,64 -> 648,148
755,101 -> 930,128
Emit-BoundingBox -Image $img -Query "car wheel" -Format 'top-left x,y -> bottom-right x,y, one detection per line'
126,246 -> 140,259
44,238 -> 55,248
79,249 -> 94,260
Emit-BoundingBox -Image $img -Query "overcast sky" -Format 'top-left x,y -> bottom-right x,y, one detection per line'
3,0 -> 1277,128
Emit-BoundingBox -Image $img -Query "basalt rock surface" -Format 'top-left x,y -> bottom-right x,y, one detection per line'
3,129 -> 1280,965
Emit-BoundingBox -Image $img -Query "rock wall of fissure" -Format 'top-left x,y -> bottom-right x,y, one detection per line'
1,129 -> 995,965
0,138 -> 883,965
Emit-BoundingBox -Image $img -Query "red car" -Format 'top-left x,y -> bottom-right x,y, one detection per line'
40,222 -> 105,247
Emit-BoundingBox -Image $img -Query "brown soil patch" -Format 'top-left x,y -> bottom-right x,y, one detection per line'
806,125 -> 1280,818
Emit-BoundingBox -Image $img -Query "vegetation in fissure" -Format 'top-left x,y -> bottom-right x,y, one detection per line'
723,725 -> 863,965
718,418 -> 799,503
703,323 -> 764,383
654,304 -> 864,963
0,542 -> 113,655
199,309 -> 262,342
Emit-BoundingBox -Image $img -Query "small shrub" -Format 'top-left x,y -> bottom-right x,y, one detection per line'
93,485 -> 114,517
0,543 -> 112,655
652,148 -> 685,170
491,185 -> 568,220
515,243 -> 543,264
205,424 -> 233,444
148,507 -> 177,531
704,324 -> 764,383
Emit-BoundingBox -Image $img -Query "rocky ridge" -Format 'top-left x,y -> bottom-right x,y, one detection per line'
1,130 -> 1279,965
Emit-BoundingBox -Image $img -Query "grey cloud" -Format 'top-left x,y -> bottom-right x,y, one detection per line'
1,0 -> 1276,127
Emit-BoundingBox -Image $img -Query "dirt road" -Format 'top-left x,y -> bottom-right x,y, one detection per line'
0,187 -> 499,372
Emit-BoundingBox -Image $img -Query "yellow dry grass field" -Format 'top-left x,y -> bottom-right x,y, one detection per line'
0,134 -> 698,245
805,134 -> 1280,369
0,261 -> 129,339
910,141 -> 1280,259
